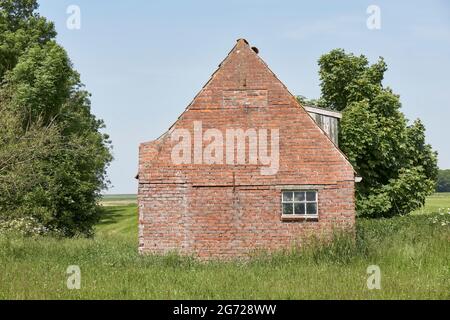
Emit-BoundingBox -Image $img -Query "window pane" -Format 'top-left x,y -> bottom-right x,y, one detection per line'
294,203 -> 306,215
283,192 -> 293,202
306,191 -> 316,201
283,203 -> 293,215
306,203 -> 317,215
294,192 -> 305,202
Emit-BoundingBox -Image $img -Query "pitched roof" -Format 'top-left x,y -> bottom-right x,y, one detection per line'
142,39 -> 354,171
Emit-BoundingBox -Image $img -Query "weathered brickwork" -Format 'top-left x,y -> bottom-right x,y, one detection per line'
138,39 -> 356,259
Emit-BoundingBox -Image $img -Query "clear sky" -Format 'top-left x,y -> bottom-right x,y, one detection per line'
37,0 -> 450,194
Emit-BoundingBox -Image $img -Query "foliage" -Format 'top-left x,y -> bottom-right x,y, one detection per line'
437,169 -> 450,192
0,0 -> 56,80
318,49 -> 387,112
0,0 -> 112,236
0,216 -> 51,236
295,95 -> 324,108
316,49 -> 438,217
0,101 -> 58,222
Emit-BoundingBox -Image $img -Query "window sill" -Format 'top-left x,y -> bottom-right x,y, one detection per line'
281,215 -> 318,222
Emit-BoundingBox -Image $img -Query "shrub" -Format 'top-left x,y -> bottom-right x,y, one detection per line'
0,216 -> 50,236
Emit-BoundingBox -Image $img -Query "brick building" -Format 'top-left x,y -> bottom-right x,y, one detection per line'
137,39 -> 356,259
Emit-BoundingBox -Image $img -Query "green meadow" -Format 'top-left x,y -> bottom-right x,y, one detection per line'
0,194 -> 449,300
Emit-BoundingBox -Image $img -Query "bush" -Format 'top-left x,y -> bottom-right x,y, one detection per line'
0,216 -> 51,236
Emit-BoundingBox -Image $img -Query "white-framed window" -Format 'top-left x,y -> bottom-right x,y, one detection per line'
282,190 -> 318,217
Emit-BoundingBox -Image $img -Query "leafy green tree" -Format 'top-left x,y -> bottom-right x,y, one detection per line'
437,170 -> 450,192
0,0 -> 56,79
0,96 -> 59,222
315,49 -> 437,217
318,49 -> 387,112
0,0 -> 112,236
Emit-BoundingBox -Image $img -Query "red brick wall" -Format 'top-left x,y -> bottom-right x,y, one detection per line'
138,39 -> 356,258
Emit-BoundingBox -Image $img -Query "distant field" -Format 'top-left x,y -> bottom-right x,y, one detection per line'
413,193 -> 450,215
1,194 -> 449,299
100,194 -> 136,206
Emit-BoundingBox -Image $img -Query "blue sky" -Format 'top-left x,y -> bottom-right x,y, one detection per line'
37,0 -> 450,194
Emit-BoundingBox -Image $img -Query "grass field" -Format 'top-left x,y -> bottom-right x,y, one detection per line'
413,193 -> 450,215
0,194 -> 449,299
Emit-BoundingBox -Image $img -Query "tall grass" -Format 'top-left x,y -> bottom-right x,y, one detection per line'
0,205 -> 449,299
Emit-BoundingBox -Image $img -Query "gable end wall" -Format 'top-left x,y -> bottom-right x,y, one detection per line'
138,40 -> 355,259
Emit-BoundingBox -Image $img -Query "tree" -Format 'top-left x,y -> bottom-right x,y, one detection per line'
0,96 -> 59,222
318,49 -> 387,111
314,49 -> 438,217
0,0 -> 56,79
0,0 -> 112,236
437,170 -> 450,192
